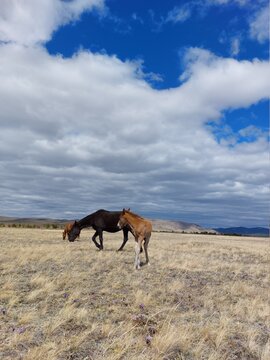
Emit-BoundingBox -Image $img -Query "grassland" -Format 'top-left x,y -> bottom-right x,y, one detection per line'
0,228 -> 269,359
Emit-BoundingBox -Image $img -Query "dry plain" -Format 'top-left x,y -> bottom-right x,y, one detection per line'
0,227 -> 269,360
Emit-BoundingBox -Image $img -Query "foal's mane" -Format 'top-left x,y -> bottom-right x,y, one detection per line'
124,210 -> 144,220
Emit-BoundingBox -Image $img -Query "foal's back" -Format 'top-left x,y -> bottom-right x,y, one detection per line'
125,211 -> 152,237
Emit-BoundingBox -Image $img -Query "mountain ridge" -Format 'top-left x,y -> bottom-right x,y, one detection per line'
0,215 -> 216,233
0,216 -> 268,236
215,227 -> 269,237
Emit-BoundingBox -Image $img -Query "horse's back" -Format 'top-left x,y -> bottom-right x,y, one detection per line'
80,210 -> 120,226
145,220 -> 152,238
93,210 -> 122,231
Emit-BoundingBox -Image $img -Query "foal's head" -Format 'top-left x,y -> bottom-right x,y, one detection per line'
117,208 -> 130,229
68,221 -> 81,242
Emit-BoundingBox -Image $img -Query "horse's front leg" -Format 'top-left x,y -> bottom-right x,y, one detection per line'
92,230 -> 101,249
117,228 -> 129,251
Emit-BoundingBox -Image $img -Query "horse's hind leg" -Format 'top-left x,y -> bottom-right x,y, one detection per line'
117,228 -> 128,251
92,231 -> 101,249
135,238 -> 143,270
143,234 -> 151,265
98,230 -> 104,250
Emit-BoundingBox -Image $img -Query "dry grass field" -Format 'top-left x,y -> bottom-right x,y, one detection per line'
0,228 -> 269,360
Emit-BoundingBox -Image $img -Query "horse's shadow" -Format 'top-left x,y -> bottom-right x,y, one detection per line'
139,261 -> 149,267
93,246 -> 133,253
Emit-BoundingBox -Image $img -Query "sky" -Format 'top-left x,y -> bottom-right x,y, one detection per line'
0,0 -> 269,228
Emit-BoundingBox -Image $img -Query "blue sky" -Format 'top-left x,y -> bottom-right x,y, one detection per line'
0,0 -> 269,227
47,1 -> 268,86
46,0 -> 269,136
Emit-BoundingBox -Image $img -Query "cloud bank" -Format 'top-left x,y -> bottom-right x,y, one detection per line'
0,0 -> 269,227
0,0 -> 104,45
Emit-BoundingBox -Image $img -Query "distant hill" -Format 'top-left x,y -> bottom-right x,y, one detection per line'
0,216 -> 67,228
3,216 -> 267,236
151,219 -> 217,234
0,215 -> 217,234
215,227 -> 269,237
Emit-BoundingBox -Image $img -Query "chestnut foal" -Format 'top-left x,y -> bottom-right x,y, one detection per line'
118,209 -> 152,269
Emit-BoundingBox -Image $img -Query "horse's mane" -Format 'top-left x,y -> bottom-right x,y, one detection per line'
124,210 -> 144,220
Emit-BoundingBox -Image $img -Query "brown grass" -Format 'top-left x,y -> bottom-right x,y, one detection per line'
0,228 -> 269,359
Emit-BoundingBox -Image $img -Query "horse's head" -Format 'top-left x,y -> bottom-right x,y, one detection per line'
117,208 -> 129,229
68,221 -> 81,242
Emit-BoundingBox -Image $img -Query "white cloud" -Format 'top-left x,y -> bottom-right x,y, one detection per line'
179,48 -> 270,110
0,1 -> 269,227
206,0 -> 269,44
218,32 -> 242,57
0,0 -> 104,45
238,125 -> 264,139
206,0 -> 249,5
132,13 -> 144,24
0,42 -> 269,226
249,4 -> 269,43
166,5 -> 192,24
165,0 -> 251,26
230,37 -> 240,56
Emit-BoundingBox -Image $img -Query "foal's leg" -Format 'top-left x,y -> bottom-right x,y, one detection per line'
143,234 -> 151,265
134,241 -> 140,270
117,228 -> 129,251
135,237 -> 143,270
92,230 -> 101,249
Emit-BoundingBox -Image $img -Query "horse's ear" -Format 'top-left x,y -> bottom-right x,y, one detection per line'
127,208 -> 130,211
122,208 -> 125,214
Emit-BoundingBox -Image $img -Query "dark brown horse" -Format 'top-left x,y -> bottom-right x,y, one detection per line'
68,209 -> 130,251
117,209 -> 152,269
